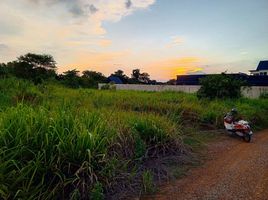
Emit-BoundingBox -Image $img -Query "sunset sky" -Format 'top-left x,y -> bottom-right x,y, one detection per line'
0,0 -> 268,81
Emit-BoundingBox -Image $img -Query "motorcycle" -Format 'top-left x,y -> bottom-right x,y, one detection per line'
224,115 -> 253,142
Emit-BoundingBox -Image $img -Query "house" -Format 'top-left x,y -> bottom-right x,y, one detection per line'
108,76 -> 123,84
177,73 -> 268,86
176,61 -> 268,86
249,61 -> 268,76
176,73 -> 249,85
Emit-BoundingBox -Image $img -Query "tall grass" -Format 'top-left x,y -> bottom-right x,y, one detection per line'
0,78 -> 268,199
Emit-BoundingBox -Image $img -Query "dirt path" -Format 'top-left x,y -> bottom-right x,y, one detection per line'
142,129 -> 268,200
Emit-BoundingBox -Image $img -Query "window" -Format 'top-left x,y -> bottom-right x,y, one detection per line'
264,72 -> 267,76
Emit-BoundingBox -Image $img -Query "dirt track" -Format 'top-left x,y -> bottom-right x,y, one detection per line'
142,129 -> 268,200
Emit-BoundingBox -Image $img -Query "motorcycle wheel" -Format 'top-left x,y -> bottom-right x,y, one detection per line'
243,134 -> 251,143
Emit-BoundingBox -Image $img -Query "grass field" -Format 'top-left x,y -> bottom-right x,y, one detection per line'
1,77 -> 268,199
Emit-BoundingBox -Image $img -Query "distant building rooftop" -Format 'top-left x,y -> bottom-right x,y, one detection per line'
257,61 -> 268,71
249,61 -> 268,75
108,76 -> 123,84
176,73 -> 268,86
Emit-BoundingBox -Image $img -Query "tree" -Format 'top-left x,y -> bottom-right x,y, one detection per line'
61,69 -> 81,88
8,61 -> 34,80
139,72 -> 150,84
18,53 -> 56,70
0,63 -> 9,77
166,79 -> 176,85
81,70 -> 107,88
197,73 -> 245,99
8,53 -> 57,83
131,69 -> 151,84
131,69 -> 141,80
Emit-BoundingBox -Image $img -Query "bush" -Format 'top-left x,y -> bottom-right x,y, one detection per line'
100,82 -> 116,90
197,73 -> 245,99
142,170 -> 155,194
260,92 -> 268,99
91,182 -> 104,200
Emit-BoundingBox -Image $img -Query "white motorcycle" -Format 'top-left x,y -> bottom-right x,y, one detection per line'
224,116 -> 253,143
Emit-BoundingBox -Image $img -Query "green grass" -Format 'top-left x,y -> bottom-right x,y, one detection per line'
0,77 -> 268,199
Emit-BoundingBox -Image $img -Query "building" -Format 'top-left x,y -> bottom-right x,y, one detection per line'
249,61 -> 268,76
176,61 -> 268,86
108,75 -> 123,84
176,73 -> 249,85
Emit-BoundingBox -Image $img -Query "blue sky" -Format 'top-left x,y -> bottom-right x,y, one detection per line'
0,0 -> 267,80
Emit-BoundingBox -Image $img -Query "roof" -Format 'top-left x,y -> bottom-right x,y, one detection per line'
256,61 -> 268,71
108,76 -> 123,84
176,73 -> 268,86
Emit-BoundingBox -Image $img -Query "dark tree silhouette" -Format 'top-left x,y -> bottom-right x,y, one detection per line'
82,70 -> 107,88
167,79 -> 177,85
18,53 -> 56,70
139,72 -> 150,83
131,69 -> 140,80
7,53 -> 58,83
131,69 -> 151,84
0,63 -> 9,77
61,69 -> 81,88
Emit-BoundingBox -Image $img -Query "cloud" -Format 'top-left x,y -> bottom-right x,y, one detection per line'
18,0 -> 155,35
0,44 -> 9,51
187,68 -> 206,75
60,50 -> 131,74
98,39 -> 112,47
147,56 -> 205,79
0,0 -> 155,39
88,4 -> 98,14
167,36 -> 185,48
126,0 -> 132,9
0,0 -> 155,68
240,51 -> 248,55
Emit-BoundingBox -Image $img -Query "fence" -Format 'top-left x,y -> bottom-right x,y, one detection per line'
98,84 -> 268,99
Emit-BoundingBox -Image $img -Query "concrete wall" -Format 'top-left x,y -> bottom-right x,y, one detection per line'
98,84 -> 268,99
241,86 -> 268,98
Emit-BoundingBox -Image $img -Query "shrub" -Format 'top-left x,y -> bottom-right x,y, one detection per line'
100,82 -> 116,90
197,73 -> 245,99
142,170 -> 155,194
260,92 -> 268,99
91,182 -> 104,200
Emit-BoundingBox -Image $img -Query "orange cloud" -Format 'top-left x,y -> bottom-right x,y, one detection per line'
146,56 -> 204,80
59,50 -> 131,74
98,39 -> 112,47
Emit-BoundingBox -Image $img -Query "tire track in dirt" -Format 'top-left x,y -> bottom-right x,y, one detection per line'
142,130 -> 268,200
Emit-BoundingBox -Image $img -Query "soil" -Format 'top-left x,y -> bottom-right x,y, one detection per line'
141,129 -> 268,200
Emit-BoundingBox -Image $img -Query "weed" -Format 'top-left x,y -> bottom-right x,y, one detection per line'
142,170 -> 155,194
91,182 -> 104,200
0,77 -> 267,199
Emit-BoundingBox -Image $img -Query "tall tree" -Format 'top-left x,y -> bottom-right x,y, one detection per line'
0,63 -> 9,77
61,69 -> 81,88
131,69 -> 151,84
131,69 -> 141,80
18,53 -> 56,70
82,70 -> 107,88
9,53 -> 57,83
139,72 -> 150,84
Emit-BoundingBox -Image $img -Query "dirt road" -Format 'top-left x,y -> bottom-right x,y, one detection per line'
142,130 -> 268,200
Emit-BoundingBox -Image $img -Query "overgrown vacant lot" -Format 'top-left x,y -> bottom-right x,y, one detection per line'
0,78 -> 268,200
